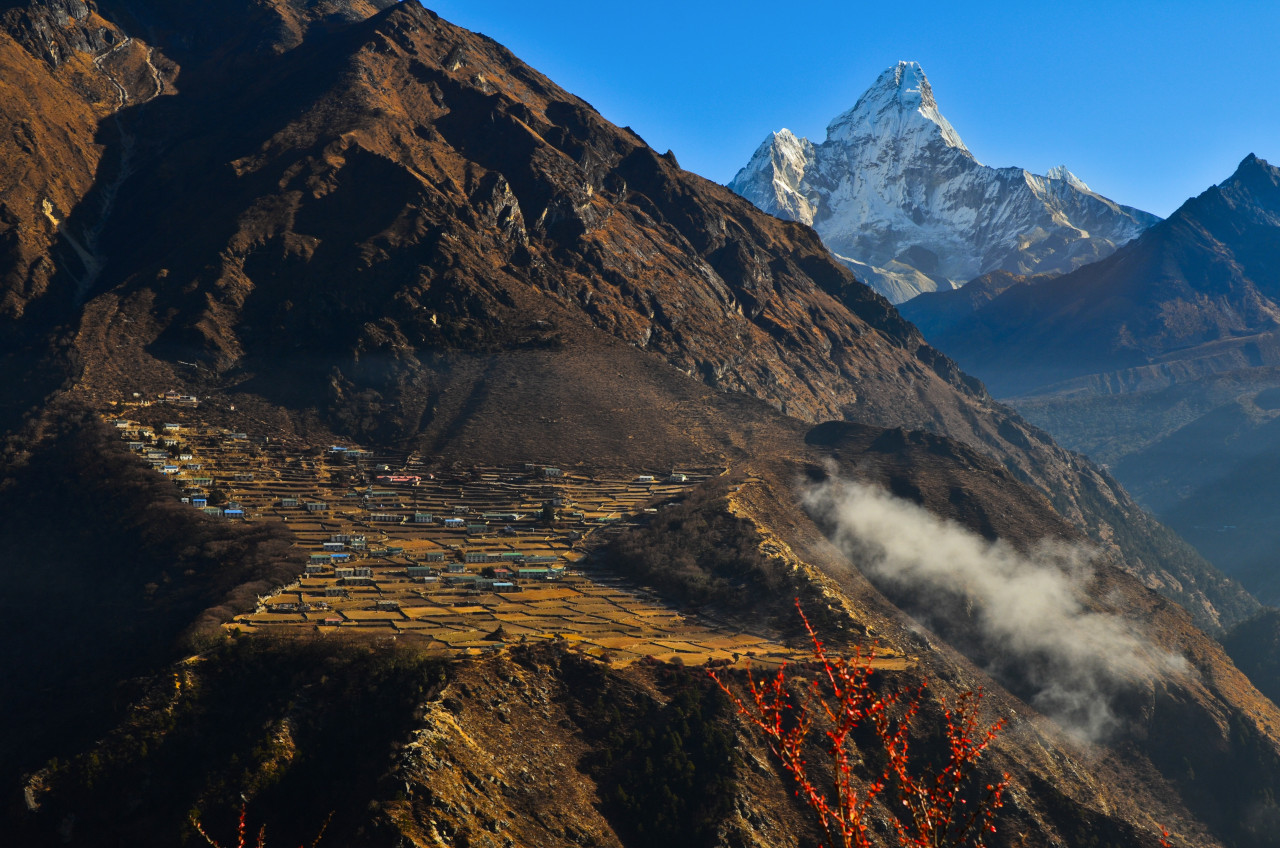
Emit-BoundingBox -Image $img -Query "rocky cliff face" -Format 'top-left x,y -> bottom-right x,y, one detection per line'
0,0 -> 388,389
729,62 -> 1158,302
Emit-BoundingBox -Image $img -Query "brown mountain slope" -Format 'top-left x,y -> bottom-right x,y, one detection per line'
0,0 -> 395,425
902,155 -> 1280,398
39,0 -> 1251,631
0,0 -> 182,327
11,407 -> 1280,848
3,3 -> 1280,846
903,155 -> 1280,602
0,7 -> 112,378
0,0 -> 178,429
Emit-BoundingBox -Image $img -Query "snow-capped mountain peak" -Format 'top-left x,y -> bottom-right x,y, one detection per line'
1045,165 -> 1092,193
735,128 -> 817,222
825,60 -> 970,156
728,62 -> 1159,303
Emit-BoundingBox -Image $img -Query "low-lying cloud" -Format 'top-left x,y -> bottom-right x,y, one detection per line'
804,478 -> 1188,742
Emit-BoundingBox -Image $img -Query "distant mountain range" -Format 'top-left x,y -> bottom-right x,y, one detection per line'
903,153 -> 1280,602
729,61 -> 1159,302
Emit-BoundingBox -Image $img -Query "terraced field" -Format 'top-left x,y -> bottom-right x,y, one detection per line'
100,401 -> 909,670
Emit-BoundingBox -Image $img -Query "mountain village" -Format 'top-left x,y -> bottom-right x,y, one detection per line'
100,394 -> 849,670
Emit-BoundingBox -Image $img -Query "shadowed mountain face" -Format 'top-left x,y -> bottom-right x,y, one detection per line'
903,155 -> 1280,601
0,0 -> 396,425
904,155 -> 1280,397
5,3 -> 1280,847
0,0 -> 396,327
74,3 -> 962,434
19,0 -> 1239,633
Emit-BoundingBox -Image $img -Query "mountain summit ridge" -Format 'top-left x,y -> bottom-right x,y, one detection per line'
904,152 -> 1280,395
824,60 -> 969,154
729,60 -> 1159,302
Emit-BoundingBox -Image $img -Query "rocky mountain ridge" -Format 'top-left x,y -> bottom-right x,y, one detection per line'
902,153 -> 1280,603
729,61 -> 1159,302
904,154 -> 1280,395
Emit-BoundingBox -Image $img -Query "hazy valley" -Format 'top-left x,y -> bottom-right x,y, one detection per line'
903,154 -> 1280,606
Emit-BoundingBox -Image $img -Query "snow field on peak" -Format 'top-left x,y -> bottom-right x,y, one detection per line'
728,62 -> 1158,303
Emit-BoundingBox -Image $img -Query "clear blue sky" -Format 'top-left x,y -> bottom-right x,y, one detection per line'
425,0 -> 1280,218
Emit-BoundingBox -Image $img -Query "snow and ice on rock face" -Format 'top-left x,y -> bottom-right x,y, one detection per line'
1045,165 -> 1092,193
824,61 -> 970,156
735,129 -> 817,223
728,61 -> 1159,303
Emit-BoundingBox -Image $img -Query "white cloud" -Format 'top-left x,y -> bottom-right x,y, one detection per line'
804,478 -> 1188,742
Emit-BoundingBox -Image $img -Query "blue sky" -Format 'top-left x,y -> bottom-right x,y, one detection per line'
426,1 -> 1280,218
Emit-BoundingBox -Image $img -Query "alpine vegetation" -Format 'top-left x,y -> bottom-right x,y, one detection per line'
804,479 -> 1189,742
